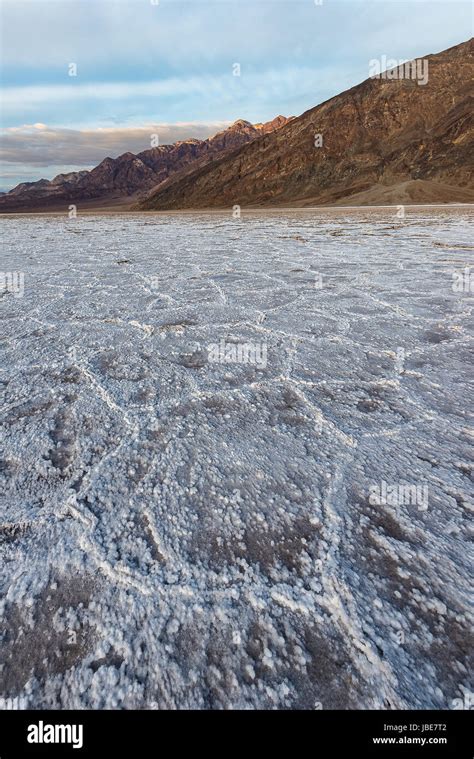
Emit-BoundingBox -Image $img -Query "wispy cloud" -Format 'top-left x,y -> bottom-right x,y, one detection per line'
1,65 -> 353,114
1,77 -> 229,109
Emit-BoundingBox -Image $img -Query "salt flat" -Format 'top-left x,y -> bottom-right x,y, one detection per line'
0,209 -> 472,709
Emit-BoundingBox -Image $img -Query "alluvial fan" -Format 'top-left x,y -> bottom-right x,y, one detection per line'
0,209 -> 472,709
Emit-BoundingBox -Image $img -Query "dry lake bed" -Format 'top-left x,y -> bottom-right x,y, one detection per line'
1,208 -> 472,709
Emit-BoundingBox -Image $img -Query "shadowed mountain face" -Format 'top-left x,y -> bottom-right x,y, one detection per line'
140,39 -> 474,210
0,117 -> 291,212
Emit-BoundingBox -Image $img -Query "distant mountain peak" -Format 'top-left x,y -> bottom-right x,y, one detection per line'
230,119 -> 254,128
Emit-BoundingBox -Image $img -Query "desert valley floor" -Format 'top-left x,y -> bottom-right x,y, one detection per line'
0,208 -> 472,709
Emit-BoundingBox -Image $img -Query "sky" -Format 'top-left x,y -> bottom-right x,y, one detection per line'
0,0 -> 472,190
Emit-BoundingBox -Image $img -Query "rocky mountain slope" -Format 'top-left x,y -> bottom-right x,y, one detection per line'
0,117 -> 290,212
140,39 -> 473,210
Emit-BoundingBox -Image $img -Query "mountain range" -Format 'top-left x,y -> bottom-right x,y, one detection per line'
1,39 -> 472,213
0,116 -> 290,212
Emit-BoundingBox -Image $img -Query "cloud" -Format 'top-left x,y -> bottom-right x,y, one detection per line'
2,0 -> 469,73
1,75 -> 229,109
2,1 -> 470,131
0,68 -> 318,109
0,64 -> 354,128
